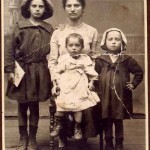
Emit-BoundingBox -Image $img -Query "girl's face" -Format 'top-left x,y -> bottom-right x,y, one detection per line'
66,37 -> 83,56
106,31 -> 122,52
65,0 -> 83,20
29,0 -> 45,19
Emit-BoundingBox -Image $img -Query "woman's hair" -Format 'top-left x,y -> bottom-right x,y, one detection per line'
62,0 -> 86,9
66,33 -> 84,48
21,0 -> 53,20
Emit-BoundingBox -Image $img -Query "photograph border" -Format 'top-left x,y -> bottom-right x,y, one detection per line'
1,0 -> 149,149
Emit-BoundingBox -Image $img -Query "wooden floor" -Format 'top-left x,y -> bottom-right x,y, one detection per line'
4,118 -> 147,150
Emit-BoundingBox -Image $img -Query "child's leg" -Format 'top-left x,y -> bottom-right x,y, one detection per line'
17,103 -> 28,150
28,102 -> 39,150
74,111 -> 82,123
114,119 -> 124,150
50,111 -> 65,137
74,111 -> 83,139
103,118 -> 114,150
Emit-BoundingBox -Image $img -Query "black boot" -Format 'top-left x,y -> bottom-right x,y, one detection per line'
50,116 -> 63,137
74,122 -> 83,140
28,125 -> 38,150
115,138 -> 124,150
16,126 -> 28,150
105,137 -> 115,150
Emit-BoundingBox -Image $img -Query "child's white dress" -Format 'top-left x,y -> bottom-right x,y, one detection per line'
54,54 -> 100,112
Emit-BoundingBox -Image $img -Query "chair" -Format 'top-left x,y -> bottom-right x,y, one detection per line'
49,96 -> 104,150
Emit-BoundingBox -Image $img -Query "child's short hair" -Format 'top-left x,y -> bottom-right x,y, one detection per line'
100,28 -> 127,51
66,33 -> 84,48
21,0 -> 54,20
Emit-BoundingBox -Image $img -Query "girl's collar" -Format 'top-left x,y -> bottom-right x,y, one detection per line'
99,53 -> 131,64
17,19 -> 53,33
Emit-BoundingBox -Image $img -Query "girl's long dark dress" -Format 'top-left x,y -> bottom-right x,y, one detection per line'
95,54 -> 143,119
5,20 -> 53,102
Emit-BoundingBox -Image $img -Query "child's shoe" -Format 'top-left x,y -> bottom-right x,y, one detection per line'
16,126 -> 28,150
50,116 -> 63,137
105,137 -> 115,150
74,122 -> 83,140
115,138 -> 124,150
28,134 -> 38,150
27,125 -> 38,150
16,134 -> 28,150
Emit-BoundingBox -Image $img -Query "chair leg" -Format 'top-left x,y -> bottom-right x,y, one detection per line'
49,96 -> 56,150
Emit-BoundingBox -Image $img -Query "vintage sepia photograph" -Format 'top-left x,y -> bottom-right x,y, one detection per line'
2,0 -> 148,150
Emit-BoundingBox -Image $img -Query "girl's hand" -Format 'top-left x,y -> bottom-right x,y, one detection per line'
8,73 -> 15,84
126,82 -> 134,90
52,85 -> 60,96
88,80 -> 95,91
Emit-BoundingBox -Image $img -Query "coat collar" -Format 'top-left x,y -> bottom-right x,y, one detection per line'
17,19 -> 53,33
98,54 -> 131,64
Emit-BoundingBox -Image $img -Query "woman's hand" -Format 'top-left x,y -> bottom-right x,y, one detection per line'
8,73 -> 15,84
88,80 -> 95,91
52,85 -> 60,96
126,82 -> 134,90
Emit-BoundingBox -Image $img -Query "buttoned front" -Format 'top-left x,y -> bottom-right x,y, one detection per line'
5,19 -> 54,102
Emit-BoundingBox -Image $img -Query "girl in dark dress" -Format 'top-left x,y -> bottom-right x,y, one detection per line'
95,28 -> 143,150
4,0 -> 54,149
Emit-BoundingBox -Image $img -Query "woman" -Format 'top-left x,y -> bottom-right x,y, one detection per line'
48,0 -> 100,149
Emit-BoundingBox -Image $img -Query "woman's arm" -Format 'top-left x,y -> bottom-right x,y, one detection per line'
90,29 -> 101,59
48,30 -> 60,81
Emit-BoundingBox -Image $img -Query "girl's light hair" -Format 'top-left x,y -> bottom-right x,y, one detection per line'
100,28 -> 127,51
66,33 -> 84,48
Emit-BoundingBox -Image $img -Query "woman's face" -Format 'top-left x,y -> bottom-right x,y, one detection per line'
65,0 -> 83,20
106,31 -> 122,52
29,0 -> 45,19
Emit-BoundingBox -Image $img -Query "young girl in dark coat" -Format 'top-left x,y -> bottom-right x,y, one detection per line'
4,0 -> 54,149
95,28 -> 143,150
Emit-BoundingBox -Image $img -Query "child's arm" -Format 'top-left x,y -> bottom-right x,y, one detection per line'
128,57 -> 143,89
4,24 -> 21,83
4,24 -> 21,73
88,80 -> 95,91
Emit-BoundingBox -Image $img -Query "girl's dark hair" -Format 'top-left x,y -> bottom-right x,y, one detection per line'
62,0 -> 86,9
66,33 -> 84,48
21,0 -> 53,20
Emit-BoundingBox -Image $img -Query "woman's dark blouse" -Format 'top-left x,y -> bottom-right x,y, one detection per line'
5,20 -> 53,102
95,55 -> 143,119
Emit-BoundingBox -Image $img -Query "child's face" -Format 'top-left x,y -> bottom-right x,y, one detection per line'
29,0 -> 45,19
106,31 -> 122,52
66,37 -> 83,56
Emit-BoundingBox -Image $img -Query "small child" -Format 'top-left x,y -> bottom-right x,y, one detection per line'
95,28 -> 143,150
50,33 -> 100,140
4,0 -> 54,150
